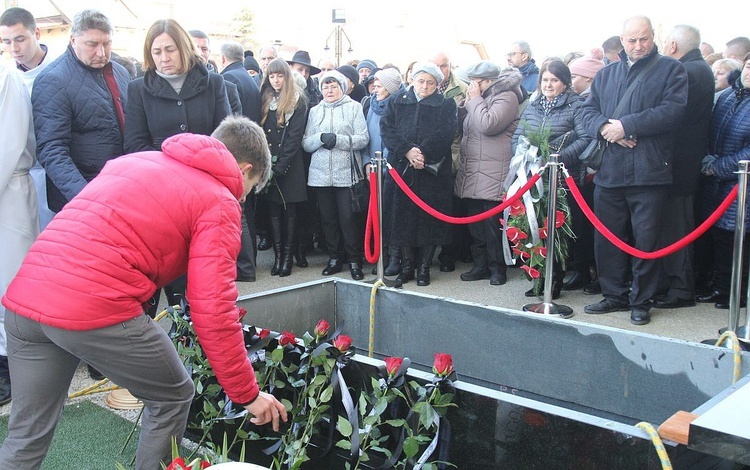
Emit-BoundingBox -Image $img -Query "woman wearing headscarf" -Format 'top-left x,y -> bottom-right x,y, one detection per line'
259,58 -> 309,277
454,61 -> 524,286
381,62 -> 457,286
302,70 -> 369,280
511,59 -> 591,299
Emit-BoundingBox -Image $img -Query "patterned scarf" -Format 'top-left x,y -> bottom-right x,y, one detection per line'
540,95 -> 560,115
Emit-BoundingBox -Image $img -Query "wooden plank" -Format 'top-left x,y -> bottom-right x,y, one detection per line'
659,410 -> 698,445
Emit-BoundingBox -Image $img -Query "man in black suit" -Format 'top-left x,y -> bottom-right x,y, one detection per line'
220,41 -> 263,282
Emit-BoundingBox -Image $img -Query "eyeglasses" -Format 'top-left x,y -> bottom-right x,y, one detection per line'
506,52 -> 522,58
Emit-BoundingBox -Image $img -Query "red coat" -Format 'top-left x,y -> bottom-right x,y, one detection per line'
2,133 -> 259,404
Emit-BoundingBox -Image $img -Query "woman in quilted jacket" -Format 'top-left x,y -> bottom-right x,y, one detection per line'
700,54 -> 750,308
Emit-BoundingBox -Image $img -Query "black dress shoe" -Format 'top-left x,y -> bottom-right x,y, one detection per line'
439,260 -> 455,272
583,279 -> 601,295
696,290 -> 727,303
584,298 -> 629,314
0,377 -> 11,406
715,298 -> 747,309
653,296 -> 696,309
631,307 -> 651,325
236,274 -> 256,282
349,262 -> 364,280
322,259 -> 343,276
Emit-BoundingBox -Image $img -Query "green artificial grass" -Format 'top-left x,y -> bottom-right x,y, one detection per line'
0,401 -> 140,469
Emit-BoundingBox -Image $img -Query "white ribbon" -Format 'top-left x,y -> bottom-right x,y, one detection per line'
502,136 -> 543,265
413,414 -> 440,470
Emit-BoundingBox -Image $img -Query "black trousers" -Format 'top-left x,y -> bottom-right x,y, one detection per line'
568,181 -> 596,274
465,198 -> 504,266
657,194 -> 695,299
237,196 -> 257,279
594,185 -> 667,309
711,227 -> 750,295
316,186 -> 363,262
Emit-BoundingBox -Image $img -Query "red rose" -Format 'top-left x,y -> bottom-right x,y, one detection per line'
509,200 -> 526,217
257,328 -> 271,339
166,457 -> 187,470
520,265 -> 541,279
384,357 -> 404,377
333,334 -> 353,352
506,227 -> 528,243
314,319 -> 330,337
236,306 -> 248,322
279,331 -> 297,347
433,353 -> 454,377
531,246 -> 547,258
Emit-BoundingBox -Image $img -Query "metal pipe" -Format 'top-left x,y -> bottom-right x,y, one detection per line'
542,155 -> 559,306
373,151 -> 385,280
729,161 -> 750,333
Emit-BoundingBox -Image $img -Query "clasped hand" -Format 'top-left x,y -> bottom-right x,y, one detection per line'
406,147 -> 424,170
600,119 -> 637,148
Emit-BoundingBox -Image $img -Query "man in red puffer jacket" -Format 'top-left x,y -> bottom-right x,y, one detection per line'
0,116 -> 287,469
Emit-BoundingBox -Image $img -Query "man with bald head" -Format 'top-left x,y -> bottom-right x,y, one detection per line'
581,16 -> 688,325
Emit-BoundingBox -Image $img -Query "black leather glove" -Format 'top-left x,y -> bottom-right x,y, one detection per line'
320,133 -> 337,149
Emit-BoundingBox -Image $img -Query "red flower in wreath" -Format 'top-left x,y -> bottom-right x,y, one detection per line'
506,227 -> 528,243
531,246 -> 547,258
512,245 -> 531,261
520,265 -> 541,279
509,199 -> 526,217
538,226 -> 548,239
544,210 -> 566,229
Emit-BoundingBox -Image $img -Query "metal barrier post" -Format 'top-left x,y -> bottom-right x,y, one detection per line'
523,154 -> 573,318
368,151 -> 401,288
725,161 -> 750,342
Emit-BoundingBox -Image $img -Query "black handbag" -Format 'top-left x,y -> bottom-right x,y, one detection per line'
349,136 -> 369,213
423,157 -> 445,176
579,55 -> 661,171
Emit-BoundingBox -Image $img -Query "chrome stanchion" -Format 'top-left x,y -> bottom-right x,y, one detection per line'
368,151 -> 401,288
726,161 -> 750,338
523,154 -> 573,318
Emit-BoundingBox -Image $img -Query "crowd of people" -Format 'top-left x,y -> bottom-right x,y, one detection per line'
0,7 -> 750,467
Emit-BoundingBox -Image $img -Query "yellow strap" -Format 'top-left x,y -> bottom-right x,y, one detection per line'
368,280 -> 385,358
635,421 -> 673,469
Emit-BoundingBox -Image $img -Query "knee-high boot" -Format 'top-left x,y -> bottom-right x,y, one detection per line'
270,216 -> 282,276
280,217 -> 296,277
384,245 -> 402,276
417,245 -> 436,286
395,247 -> 414,284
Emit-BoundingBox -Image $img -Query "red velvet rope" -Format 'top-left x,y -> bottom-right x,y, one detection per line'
565,175 -> 739,259
387,166 -> 543,224
364,175 -> 380,264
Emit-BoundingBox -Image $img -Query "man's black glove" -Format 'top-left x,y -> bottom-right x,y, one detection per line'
320,133 -> 337,149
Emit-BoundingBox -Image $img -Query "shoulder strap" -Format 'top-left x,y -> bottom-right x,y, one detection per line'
349,135 -> 364,180
612,55 -> 661,119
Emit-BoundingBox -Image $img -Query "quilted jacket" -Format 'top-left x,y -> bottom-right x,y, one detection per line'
702,81 -> 750,232
2,133 -> 259,404
31,44 -> 130,212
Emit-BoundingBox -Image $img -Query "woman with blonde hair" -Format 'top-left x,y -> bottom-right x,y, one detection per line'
259,58 -> 309,277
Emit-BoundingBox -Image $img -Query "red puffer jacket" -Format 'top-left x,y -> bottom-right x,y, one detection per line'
2,133 -> 258,404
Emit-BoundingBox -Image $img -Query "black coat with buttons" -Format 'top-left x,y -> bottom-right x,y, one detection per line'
261,99 -> 309,204
124,63 -> 231,153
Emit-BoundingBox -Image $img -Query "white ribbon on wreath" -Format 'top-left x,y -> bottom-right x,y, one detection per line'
501,135 -> 544,266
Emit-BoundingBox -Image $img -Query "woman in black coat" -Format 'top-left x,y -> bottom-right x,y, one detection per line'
124,19 -> 230,153
124,18 -> 231,312
259,59 -> 309,277
381,62 -> 457,287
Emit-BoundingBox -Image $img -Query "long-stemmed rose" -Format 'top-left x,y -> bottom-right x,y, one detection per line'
278,331 -> 297,347
432,353 -> 454,377
384,357 -> 404,378
332,334 -> 353,353
314,319 -> 330,338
